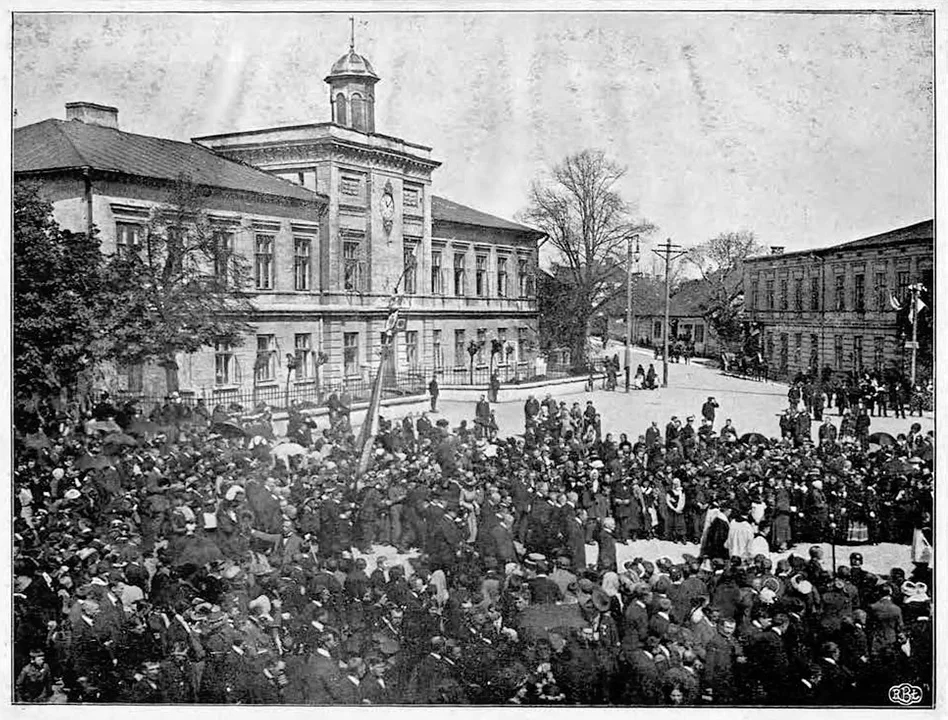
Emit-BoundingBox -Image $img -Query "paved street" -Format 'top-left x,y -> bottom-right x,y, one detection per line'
386,346 -> 933,443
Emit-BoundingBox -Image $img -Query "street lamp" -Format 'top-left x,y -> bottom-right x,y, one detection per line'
625,234 -> 641,392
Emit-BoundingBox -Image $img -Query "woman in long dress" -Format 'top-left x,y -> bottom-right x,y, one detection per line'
665,478 -> 687,543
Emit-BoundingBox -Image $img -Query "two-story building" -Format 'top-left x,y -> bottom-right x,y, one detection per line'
742,219 -> 933,380
15,42 -> 543,401
193,45 -> 542,388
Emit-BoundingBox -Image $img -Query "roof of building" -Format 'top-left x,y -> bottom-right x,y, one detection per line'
14,118 -> 325,204
326,49 -> 379,80
746,219 -> 933,263
432,195 -> 544,237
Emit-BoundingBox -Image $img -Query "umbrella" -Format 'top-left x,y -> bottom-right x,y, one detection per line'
126,419 -> 163,437
24,432 -> 51,450
868,432 -> 897,447
272,443 -> 307,459
243,422 -> 275,440
740,432 -> 768,445
75,454 -> 114,471
211,420 -> 245,439
87,419 -> 122,435
102,432 -> 138,447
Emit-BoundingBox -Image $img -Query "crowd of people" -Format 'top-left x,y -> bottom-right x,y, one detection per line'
13,385 -> 933,706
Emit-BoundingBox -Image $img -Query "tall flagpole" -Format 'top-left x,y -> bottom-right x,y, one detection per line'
910,283 -> 920,386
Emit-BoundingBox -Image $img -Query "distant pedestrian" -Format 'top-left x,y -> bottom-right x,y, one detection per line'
701,396 -> 719,427
428,376 -> 439,412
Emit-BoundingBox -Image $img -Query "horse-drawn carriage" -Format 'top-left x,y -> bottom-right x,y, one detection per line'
721,351 -> 769,381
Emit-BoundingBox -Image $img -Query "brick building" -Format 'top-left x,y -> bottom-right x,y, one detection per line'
15,43 -> 542,400
742,219 -> 933,380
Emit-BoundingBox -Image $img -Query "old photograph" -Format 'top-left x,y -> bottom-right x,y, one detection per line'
11,8 -> 935,709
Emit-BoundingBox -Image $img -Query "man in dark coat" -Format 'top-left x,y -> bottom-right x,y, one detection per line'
526,560 -> 564,605
701,507 -> 731,560
702,617 -> 743,704
596,518 -> 618,573
567,509 -> 588,572
428,376 -> 440,412
701,396 -> 719,426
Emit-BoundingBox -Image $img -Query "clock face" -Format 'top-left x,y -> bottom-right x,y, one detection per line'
381,192 -> 395,221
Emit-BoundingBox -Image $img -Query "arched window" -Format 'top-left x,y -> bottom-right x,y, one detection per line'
335,93 -> 348,126
350,93 -> 365,131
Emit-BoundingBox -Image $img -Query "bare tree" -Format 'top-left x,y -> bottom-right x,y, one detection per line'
684,230 -> 764,350
520,150 -> 655,366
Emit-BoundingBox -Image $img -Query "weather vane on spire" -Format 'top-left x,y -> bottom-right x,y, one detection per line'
349,15 -> 355,51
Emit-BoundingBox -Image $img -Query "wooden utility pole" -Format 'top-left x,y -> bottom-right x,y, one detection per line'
651,239 -> 687,388
625,234 -> 640,392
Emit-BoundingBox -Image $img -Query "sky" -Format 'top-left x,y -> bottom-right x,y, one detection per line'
13,11 -> 934,260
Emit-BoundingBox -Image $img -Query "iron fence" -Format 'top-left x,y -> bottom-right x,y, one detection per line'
106,360 -> 606,415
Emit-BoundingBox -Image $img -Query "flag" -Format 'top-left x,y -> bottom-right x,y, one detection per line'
912,528 -> 933,564
888,292 -> 903,311
909,294 -> 927,324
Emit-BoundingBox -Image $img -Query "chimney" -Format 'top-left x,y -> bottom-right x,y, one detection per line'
770,246 -> 785,255
65,102 -> 119,129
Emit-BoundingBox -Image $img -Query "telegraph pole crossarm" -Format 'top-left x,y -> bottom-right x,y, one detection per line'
651,239 -> 688,388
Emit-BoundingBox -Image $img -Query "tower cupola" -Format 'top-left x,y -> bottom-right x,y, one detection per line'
325,20 -> 379,133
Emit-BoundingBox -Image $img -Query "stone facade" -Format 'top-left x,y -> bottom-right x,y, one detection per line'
743,220 -> 933,379
193,46 -> 541,391
17,45 -> 541,401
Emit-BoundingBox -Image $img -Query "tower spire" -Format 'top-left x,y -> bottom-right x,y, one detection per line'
349,15 -> 355,51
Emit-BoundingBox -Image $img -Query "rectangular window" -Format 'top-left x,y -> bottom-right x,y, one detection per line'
793,333 -> 802,366
766,280 -> 775,310
343,332 -> 360,377
433,329 -> 443,369
254,234 -> 274,290
853,273 -> 865,312
498,327 -> 508,364
834,335 -> 844,369
518,327 -> 528,362
124,363 -> 144,393
779,333 -> 789,371
454,330 -> 466,368
794,280 -> 803,312
853,335 -> 863,371
475,255 -> 487,297
497,256 -> 509,298
403,186 -> 420,210
341,175 -> 361,197
694,324 -> 705,344
897,270 -> 910,303
834,274 -> 845,311
518,258 -> 530,298
809,333 -> 819,369
214,342 -> 234,386
116,222 -> 143,258
874,336 -> 885,369
294,333 -> 312,378
750,281 -> 759,310
779,280 -> 788,310
654,320 -> 663,338
405,330 -> 418,367
212,229 -> 235,281
875,272 -> 887,311
403,244 -> 417,294
810,276 -> 820,311
431,249 -> 444,294
454,252 -> 466,296
476,328 -> 487,365
255,334 -> 277,384
294,237 -> 312,291
344,239 -> 365,292
765,332 -> 774,362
